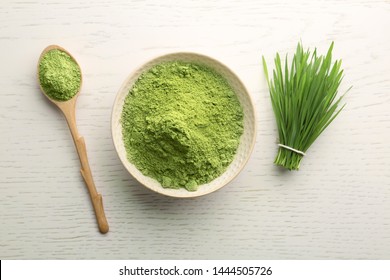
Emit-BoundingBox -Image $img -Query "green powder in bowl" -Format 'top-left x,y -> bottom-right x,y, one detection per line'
112,53 -> 256,197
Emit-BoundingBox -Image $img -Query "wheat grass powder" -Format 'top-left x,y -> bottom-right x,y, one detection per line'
38,49 -> 81,101
121,61 -> 243,191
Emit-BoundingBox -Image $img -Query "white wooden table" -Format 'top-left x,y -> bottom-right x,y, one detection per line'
1,0 -> 389,259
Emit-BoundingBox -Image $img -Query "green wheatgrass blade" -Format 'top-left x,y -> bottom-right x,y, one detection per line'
262,42 -> 349,170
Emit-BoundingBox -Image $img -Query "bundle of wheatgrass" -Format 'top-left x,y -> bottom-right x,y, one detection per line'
262,42 -> 349,170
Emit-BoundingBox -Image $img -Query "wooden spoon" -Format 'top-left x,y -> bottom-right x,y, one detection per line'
37,45 -> 109,234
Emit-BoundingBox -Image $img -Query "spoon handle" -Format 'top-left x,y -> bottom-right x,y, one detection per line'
75,136 -> 109,234
61,103 -> 109,234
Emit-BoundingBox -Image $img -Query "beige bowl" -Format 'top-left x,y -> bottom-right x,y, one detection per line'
111,53 -> 256,198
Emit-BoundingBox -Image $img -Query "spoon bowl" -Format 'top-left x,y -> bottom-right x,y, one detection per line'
38,45 -> 82,106
37,45 -> 109,234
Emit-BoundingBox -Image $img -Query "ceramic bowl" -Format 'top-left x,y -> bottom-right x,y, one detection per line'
112,52 -> 256,198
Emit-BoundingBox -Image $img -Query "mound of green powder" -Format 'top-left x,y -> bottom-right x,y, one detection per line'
121,61 -> 244,191
39,49 -> 81,101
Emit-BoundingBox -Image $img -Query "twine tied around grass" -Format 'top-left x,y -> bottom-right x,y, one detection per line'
277,143 -> 306,156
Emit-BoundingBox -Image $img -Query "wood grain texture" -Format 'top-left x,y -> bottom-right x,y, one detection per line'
0,0 -> 389,259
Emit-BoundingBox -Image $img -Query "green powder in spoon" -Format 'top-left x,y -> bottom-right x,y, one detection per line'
121,61 -> 244,191
39,49 -> 81,101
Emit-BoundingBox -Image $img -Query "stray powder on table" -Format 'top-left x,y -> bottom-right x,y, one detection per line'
121,61 -> 244,191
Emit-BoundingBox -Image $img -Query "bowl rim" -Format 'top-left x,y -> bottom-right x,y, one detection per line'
111,52 -> 257,198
